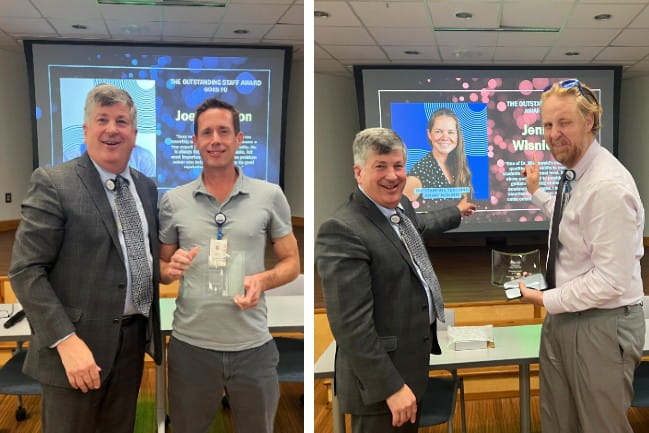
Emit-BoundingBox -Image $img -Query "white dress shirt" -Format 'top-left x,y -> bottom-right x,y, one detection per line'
532,140 -> 645,314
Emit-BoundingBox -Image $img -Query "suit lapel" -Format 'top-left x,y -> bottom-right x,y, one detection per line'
351,190 -> 420,275
75,153 -> 125,264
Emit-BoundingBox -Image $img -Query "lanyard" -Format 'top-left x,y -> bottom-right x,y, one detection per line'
214,212 -> 227,240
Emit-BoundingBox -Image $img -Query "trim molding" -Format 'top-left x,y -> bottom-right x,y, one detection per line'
645,237 -> 649,248
0,220 -> 19,232
291,216 -> 304,227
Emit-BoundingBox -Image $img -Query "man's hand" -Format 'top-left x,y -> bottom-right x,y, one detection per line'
234,274 -> 269,310
386,384 -> 417,427
457,196 -> 477,216
164,246 -> 199,282
521,155 -> 541,195
519,281 -> 544,306
56,334 -> 101,393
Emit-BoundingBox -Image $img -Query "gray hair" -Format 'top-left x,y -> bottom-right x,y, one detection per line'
84,83 -> 137,127
352,127 -> 406,166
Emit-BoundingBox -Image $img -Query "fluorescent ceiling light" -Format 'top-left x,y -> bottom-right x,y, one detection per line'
97,0 -> 226,7
436,27 -> 560,33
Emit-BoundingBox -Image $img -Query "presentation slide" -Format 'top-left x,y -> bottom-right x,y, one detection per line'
26,41 -> 291,195
356,66 -> 620,233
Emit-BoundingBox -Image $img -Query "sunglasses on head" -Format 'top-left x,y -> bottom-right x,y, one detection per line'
543,79 -> 593,102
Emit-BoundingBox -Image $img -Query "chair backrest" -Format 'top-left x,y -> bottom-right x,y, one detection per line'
267,274 -> 304,296
643,296 -> 649,319
437,308 -> 455,331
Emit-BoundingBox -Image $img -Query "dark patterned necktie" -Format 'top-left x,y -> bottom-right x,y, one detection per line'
546,169 -> 575,289
114,175 -> 152,316
395,208 -> 445,322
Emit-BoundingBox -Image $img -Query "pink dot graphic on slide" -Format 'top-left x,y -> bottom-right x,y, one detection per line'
496,159 -> 505,167
533,78 -> 551,90
497,101 -> 507,112
518,80 -> 534,95
488,79 -> 498,89
412,201 -> 420,209
463,82 -> 470,89
491,196 -> 498,205
519,216 -> 528,222
470,93 -> 479,102
459,96 -> 465,101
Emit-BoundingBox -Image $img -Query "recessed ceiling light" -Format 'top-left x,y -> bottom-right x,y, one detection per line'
565,51 -> 580,56
233,29 -> 249,34
455,11 -> 473,19
594,13 -> 612,21
404,50 -> 420,55
71,24 -> 88,30
98,0 -> 226,6
314,10 -> 330,18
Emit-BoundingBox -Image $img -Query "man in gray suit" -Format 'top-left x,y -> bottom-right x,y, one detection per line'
316,128 -> 475,433
9,83 -> 162,433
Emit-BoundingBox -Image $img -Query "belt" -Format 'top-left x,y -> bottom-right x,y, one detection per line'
121,315 -> 146,326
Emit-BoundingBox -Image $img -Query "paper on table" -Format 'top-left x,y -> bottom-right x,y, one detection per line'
447,325 -> 495,350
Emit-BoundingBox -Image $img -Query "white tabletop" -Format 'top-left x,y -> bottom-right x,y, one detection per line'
0,304 -> 30,341
159,295 -> 304,334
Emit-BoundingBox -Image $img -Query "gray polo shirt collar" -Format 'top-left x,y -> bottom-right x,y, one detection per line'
191,166 -> 250,200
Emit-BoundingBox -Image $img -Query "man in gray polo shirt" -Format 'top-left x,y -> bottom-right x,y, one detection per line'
159,97 -> 300,433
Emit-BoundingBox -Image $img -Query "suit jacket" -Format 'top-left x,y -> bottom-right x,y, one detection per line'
315,189 -> 460,415
9,153 -> 162,387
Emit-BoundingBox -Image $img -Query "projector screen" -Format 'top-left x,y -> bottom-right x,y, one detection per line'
355,65 -> 621,234
25,40 -> 292,195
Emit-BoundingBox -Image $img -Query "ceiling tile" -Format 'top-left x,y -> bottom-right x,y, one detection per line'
280,5 -> 303,25
613,29 -> 649,46
545,45 -> 603,61
428,1 -> 500,29
264,24 -> 303,39
564,4 -> 644,29
369,27 -> 435,46
497,32 -> 557,46
351,2 -> 431,27
105,19 -> 163,37
49,18 -> 109,37
439,45 -> 495,61
231,0 -> 294,4
595,45 -> 649,61
494,46 -> 551,61
314,2 -> 361,27
554,28 -> 619,46
316,26 -> 374,45
163,21 -> 216,38
501,3 -> 571,28
1,0 -> 42,18
435,31 -> 498,46
383,45 -> 441,61
627,60 -> 649,72
315,44 -> 333,59
162,6 -> 226,23
315,58 -> 349,73
30,0 -> 101,19
222,4 -> 290,24
0,18 -> 56,35
629,6 -> 649,28
99,4 -> 164,21
214,23 -> 272,39
162,36 -> 212,43
323,44 -> 388,61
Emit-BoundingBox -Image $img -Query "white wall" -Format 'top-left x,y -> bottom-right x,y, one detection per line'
284,59 -> 304,217
0,50 -> 304,220
620,76 -> 649,236
0,48 -> 32,221
314,73 -> 359,236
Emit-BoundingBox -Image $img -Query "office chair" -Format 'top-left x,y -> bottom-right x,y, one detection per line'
419,309 -> 467,433
0,348 -> 41,421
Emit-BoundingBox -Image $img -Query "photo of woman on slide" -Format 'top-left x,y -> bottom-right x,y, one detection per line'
404,107 -> 473,210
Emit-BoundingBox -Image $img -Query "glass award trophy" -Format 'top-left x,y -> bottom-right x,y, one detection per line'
491,249 -> 545,299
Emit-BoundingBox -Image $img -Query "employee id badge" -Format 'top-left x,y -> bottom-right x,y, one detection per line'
208,238 -> 229,296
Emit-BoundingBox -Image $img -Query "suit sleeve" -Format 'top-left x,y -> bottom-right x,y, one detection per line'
8,168 -> 76,348
414,204 -> 461,238
316,218 -> 405,405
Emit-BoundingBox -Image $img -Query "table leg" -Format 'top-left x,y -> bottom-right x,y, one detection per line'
332,393 -> 345,433
156,343 -> 167,433
519,363 -> 531,433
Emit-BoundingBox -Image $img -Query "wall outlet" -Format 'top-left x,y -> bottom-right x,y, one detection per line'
4,193 -> 11,203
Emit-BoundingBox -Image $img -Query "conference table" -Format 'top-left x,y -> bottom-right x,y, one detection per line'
0,297 -> 304,433
315,320 -> 649,433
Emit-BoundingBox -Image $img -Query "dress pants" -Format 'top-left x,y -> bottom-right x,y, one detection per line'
539,304 -> 644,433
168,336 -> 280,433
351,403 -> 422,433
41,315 -> 147,433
